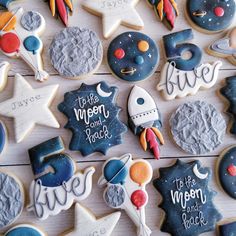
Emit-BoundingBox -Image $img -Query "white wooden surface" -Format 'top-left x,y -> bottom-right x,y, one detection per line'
0,0 -> 236,235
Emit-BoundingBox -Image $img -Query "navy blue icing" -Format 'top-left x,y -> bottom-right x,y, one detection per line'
0,0 -> 14,8
153,159 -> 222,236
58,82 -> 127,156
107,32 -> 159,82
0,121 -> 6,155
219,220 -> 236,236
220,76 -> 236,135
218,146 -> 236,199
187,0 -> 235,32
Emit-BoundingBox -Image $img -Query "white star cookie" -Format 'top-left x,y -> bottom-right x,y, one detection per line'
62,203 -> 121,236
0,74 -> 59,142
82,0 -> 144,38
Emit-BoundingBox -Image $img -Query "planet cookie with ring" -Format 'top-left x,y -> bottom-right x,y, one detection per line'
185,0 -> 236,33
107,32 -> 159,82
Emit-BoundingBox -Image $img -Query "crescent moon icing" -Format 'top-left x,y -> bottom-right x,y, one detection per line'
0,61 -> 10,92
193,164 -> 208,179
96,83 -> 112,97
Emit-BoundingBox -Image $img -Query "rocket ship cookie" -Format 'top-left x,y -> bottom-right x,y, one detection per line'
128,86 -> 164,159
0,7 -> 48,81
98,153 -> 153,236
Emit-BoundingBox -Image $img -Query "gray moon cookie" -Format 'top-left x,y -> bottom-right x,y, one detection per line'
49,27 -> 103,79
170,100 -> 226,155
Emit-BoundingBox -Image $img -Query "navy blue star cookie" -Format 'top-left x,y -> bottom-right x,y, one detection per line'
58,82 -> 127,156
186,0 -> 235,33
153,159 -> 222,236
218,220 -> 236,236
107,32 -> 159,82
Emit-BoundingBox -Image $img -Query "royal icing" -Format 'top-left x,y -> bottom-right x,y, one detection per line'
62,203 -> 121,236
27,137 -> 95,220
170,101 -> 226,155
218,220 -> 236,236
49,27 -> 103,79
220,76 -> 236,136
98,153 -> 153,236
153,159 -> 222,236
0,171 -> 24,229
82,0 -> 144,39
0,7 -> 48,82
128,86 -> 164,159
0,74 -> 59,143
186,0 -> 235,33
208,27 -> 236,66
0,61 -> 10,92
147,0 -> 179,29
107,32 -> 159,82
157,61 -> 222,100
4,224 -> 46,236
0,120 -> 7,155
45,0 -> 73,26
218,146 -> 236,199
58,82 -> 127,156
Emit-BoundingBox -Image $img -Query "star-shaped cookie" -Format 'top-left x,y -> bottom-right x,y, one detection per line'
0,74 -> 59,143
63,203 -> 121,236
82,0 -> 144,38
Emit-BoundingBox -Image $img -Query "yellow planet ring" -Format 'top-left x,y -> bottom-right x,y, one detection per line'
192,11 -> 207,17
121,67 -> 136,75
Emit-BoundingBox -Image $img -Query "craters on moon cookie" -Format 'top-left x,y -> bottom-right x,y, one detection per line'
207,27 -> 236,66
157,29 -> 222,100
220,76 -> 236,136
218,146 -> 236,199
108,32 -> 159,82
98,153 -> 153,236
4,224 -> 46,236
186,0 -> 236,33
27,137 -> 95,220
58,82 -> 127,156
0,73 -> 59,143
128,86 -> 164,159
218,219 -> 236,236
61,203 -> 121,236
147,0 -> 179,30
0,171 -> 24,230
153,159 -> 222,236
0,7 -> 49,82
170,101 -> 226,155
49,27 -> 103,79
45,0 -> 73,26
82,0 -> 144,39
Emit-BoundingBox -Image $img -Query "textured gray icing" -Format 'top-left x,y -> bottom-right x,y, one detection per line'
104,185 -> 125,208
170,101 -> 226,155
0,172 -> 23,228
49,27 -> 103,77
21,11 -> 42,31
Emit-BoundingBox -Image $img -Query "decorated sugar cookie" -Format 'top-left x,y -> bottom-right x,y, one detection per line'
0,7 -> 48,81
82,0 -> 144,39
170,101 -> 226,155
128,86 -> 164,159
61,203 -> 121,236
157,29 -> 222,100
4,224 -> 46,236
153,159 -> 222,236
27,137 -> 95,220
49,27 -> 102,79
220,76 -> 236,136
186,0 -> 236,33
0,61 -> 10,92
218,219 -> 236,236
147,0 -> 179,30
45,0 -> 73,26
107,32 -> 159,82
0,171 -> 24,230
58,82 -> 127,156
208,27 -> 236,66
218,146 -> 236,199
0,74 -> 59,143
98,153 -> 153,236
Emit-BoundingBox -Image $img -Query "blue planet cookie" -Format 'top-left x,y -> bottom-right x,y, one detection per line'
107,32 -> 159,82
153,159 -> 222,236
186,0 -> 236,33
4,224 -> 46,236
0,0 -> 14,8
218,146 -> 236,199
58,82 -> 127,156
218,220 -> 236,236
0,120 -> 7,155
